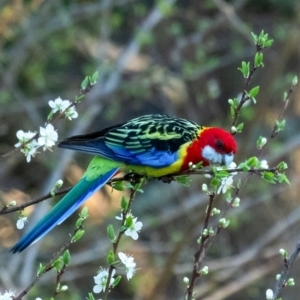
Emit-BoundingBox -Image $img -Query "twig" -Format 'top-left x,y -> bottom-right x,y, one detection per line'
270,80 -> 296,139
14,224 -> 84,300
0,187 -> 72,215
0,167 -> 277,216
273,240 -> 300,299
186,194 -> 215,300
103,178 -> 143,299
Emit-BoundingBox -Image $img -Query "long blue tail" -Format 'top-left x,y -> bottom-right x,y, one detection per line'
11,167 -> 119,253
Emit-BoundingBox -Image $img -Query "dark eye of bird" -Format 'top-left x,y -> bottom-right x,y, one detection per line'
216,140 -> 224,149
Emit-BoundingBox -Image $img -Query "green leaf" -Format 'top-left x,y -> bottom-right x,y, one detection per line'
262,171 -> 277,184
292,75 -> 298,86
175,175 -> 191,187
106,250 -> 115,264
248,86 -> 260,98
214,170 -> 229,179
75,217 -> 83,228
236,123 -> 244,133
53,257 -> 63,272
81,76 -> 89,90
107,224 -> 116,242
91,71 -> 99,84
86,293 -> 96,300
252,30 -> 273,48
125,216 -> 133,228
251,32 -> 258,43
112,275 -> 122,287
121,196 -> 128,211
246,156 -> 259,168
37,263 -> 45,275
277,161 -> 288,170
278,173 -> 290,184
120,225 -> 127,232
275,119 -> 286,132
71,229 -> 85,243
238,162 -> 250,172
63,250 -> 71,265
230,106 -> 235,118
256,136 -> 267,149
112,181 -> 126,191
80,207 -> 89,219
254,52 -> 264,68
195,161 -> 203,169
210,177 -> 220,187
264,39 -> 274,47
75,94 -> 84,103
238,61 -> 250,78
47,110 -> 54,122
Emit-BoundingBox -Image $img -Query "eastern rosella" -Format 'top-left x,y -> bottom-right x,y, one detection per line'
11,114 -> 237,253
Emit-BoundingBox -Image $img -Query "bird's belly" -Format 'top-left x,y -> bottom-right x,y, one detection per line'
122,161 -> 183,178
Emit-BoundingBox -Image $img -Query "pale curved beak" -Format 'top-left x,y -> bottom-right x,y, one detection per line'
222,152 -> 234,166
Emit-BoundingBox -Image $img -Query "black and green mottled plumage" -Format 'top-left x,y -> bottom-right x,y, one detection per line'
59,114 -> 204,164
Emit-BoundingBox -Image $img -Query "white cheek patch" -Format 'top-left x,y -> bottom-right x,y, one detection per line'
202,145 -> 234,166
202,145 -> 223,164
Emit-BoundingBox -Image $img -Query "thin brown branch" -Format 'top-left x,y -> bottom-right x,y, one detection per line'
14,224 -> 84,300
0,167 -> 278,216
103,179 -> 143,299
273,240 -> 300,299
0,187 -> 72,215
186,194 -> 215,300
270,80 -> 296,139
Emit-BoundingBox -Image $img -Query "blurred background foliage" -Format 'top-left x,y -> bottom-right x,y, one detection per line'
0,0 -> 300,299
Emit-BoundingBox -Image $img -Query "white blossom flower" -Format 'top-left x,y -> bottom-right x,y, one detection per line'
49,97 -> 78,120
216,162 -> 237,194
228,161 -> 237,174
15,130 -> 40,162
260,137 -> 267,147
183,277 -> 189,284
15,130 -> 36,147
118,252 -> 137,280
0,290 -> 15,300
259,160 -> 269,169
16,216 -> 28,229
38,124 -> 58,150
54,179 -> 63,189
125,217 -> 143,240
202,184 -> 208,192
217,176 -> 233,194
231,126 -> 237,133
23,141 -> 40,162
266,288 -> 273,300
48,97 -> 71,113
115,214 -> 123,221
64,106 -> 78,120
93,268 -> 115,293
116,213 -> 143,240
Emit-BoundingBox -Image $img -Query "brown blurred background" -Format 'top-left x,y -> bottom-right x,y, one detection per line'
0,0 -> 300,299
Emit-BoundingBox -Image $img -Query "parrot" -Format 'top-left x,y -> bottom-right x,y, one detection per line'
11,114 -> 237,253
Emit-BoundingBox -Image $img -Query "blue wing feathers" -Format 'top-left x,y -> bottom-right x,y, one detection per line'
59,139 -> 178,168
10,168 -> 119,253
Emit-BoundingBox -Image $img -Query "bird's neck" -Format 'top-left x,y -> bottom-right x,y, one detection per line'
180,129 -> 210,171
